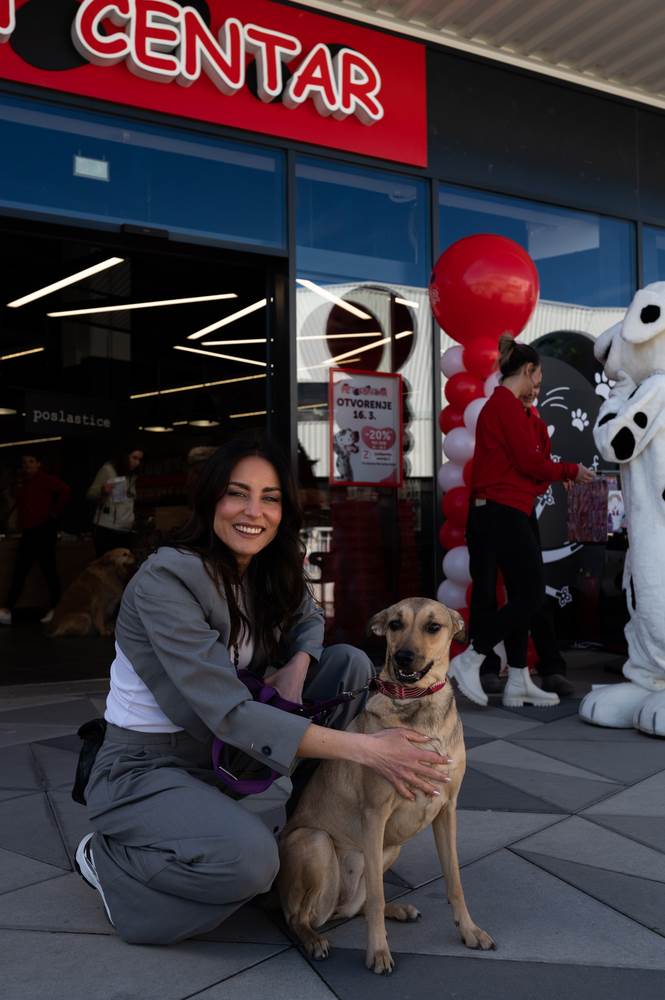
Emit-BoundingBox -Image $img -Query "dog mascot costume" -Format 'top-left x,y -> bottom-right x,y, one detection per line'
579,282 -> 665,737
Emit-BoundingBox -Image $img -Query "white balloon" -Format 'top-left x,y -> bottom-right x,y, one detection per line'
464,396 -> 487,433
443,426 -> 475,465
484,372 -> 501,397
443,545 -> 472,585
437,462 -> 464,493
440,345 -> 465,377
436,579 -> 467,610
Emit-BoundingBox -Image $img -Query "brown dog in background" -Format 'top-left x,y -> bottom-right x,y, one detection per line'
278,597 -> 495,974
49,548 -> 135,637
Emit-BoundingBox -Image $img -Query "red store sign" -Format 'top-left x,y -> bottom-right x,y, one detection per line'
0,0 -> 427,166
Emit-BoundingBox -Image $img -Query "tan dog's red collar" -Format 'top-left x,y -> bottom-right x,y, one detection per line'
372,677 -> 447,701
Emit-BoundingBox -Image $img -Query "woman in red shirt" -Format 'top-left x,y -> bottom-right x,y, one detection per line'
449,336 -> 594,708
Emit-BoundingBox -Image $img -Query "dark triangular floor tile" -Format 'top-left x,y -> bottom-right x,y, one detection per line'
0,792 -> 69,869
34,734 -> 83,753
471,761 -> 620,812
464,736 -> 496,749
0,700 -> 98,727
30,744 -> 77,791
586,815 -> 665,856
458,766 -> 565,813
515,849 -> 665,935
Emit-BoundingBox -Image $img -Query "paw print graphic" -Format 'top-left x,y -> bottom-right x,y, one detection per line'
539,486 -> 555,508
594,372 -> 616,399
557,586 -> 573,608
571,408 -> 590,431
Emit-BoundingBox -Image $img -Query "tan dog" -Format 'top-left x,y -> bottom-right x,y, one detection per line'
278,597 -> 495,974
49,548 -> 136,637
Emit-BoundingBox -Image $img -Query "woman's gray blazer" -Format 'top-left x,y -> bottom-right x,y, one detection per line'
114,546 -> 324,778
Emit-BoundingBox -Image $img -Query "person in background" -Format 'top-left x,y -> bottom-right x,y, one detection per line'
449,336 -> 594,709
0,452 -> 71,626
87,448 -> 143,556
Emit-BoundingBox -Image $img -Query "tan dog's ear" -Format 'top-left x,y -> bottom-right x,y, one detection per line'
367,607 -> 390,637
451,609 -> 467,643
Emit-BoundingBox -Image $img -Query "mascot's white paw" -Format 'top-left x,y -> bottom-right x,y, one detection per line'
633,690 -> 665,737
579,683 -> 652,729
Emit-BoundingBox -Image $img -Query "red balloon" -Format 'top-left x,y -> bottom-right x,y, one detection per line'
439,521 -> 465,550
442,486 -> 470,527
463,460 -> 473,487
438,406 -> 464,434
463,337 -> 500,379
444,372 -> 484,411
429,235 -> 539,346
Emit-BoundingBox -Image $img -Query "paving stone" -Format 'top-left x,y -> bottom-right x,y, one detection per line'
391,810 -> 564,887
499,698 -> 582,722
458,707 -> 543,739
0,872 -> 112,935
583,771 -> 665,817
34,733 -> 83,753
468,761 -> 620,812
0,700 -> 98,726
196,904 -> 289,945
30,744 -> 78,790
511,815 -> 665,883
467,739 -> 617,782
585,815 -> 665,854
516,850 -> 665,935
458,767 -> 565,813
0,744 -> 41,790
510,715 -> 648,742
510,740 -> 665,784
0,723 -> 79,749
46,789 -> 90,863
0,847 -> 65,896
325,850 -> 665,969
0,789 -> 35,805
311,950 -> 665,1000
0,929 -> 286,1000
0,792 -> 70,869
190,949 -> 336,999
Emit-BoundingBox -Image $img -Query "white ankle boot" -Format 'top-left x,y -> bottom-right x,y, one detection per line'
449,647 -> 488,706
503,667 -> 560,708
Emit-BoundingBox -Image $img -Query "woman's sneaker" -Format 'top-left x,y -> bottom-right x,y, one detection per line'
75,833 -> 114,926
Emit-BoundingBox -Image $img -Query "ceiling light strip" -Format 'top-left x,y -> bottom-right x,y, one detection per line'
47,293 -> 238,318
296,279 -> 372,320
130,373 -> 266,399
297,332 -> 381,341
0,347 -> 45,361
229,410 -> 268,419
7,257 -> 125,308
200,338 -> 267,346
187,299 -> 268,340
174,345 -> 267,367
299,336 -> 391,372
0,435 -> 62,449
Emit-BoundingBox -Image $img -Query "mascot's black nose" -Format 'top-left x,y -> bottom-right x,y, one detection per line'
394,649 -> 415,668
640,305 -> 661,324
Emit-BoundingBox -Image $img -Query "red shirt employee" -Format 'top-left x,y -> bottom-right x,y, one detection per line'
449,336 -> 594,710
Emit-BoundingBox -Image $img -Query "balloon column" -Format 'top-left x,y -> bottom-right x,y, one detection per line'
430,234 -> 540,655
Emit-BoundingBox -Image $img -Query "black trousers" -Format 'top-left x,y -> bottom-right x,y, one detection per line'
466,501 -> 546,670
5,521 -> 61,610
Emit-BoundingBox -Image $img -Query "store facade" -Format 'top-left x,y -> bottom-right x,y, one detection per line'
3,0 -> 665,666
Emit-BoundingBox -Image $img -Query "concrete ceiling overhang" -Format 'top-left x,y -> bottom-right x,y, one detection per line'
294,0 -> 665,111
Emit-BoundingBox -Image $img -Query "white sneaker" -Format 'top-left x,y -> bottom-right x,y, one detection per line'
0,608 -> 11,626
40,609 -> 54,624
449,646 -> 488,706
503,667 -> 559,708
75,833 -> 114,926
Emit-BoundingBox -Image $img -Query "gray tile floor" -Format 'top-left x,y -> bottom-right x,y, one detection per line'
1,665 -> 664,1000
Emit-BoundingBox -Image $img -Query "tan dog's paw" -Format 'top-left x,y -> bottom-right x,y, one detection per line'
304,935 -> 330,960
460,924 -> 496,951
366,946 -> 395,975
384,902 -> 421,922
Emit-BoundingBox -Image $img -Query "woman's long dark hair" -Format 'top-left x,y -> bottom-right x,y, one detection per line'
498,334 -> 540,379
170,437 -> 306,663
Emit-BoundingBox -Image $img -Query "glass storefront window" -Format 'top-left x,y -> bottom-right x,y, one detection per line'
440,184 -> 635,308
296,157 -> 433,646
642,225 -> 665,284
0,95 -> 285,249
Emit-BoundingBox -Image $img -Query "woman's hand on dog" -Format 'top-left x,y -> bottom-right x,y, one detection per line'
361,729 -> 452,800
